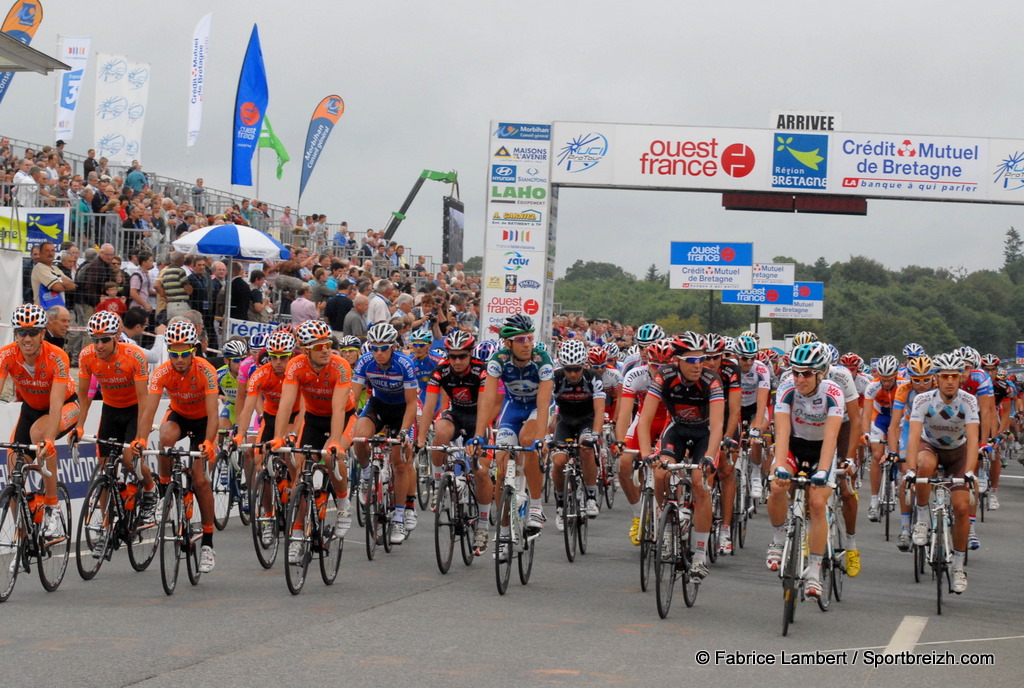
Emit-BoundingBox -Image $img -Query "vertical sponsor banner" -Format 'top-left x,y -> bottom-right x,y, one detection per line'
186,12 -> 212,147
231,25 -> 268,186
298,94 -> 344,199
54,35 -> 89,141
94,54 -> 149,165
481,121 -> 552,341
0,1 -> 44,107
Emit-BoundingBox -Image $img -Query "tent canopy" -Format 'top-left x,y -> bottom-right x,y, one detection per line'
0,32 -> 68,74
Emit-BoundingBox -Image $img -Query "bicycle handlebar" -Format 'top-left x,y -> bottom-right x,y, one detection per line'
0,442 -> 53,477
353,437 -> 403,445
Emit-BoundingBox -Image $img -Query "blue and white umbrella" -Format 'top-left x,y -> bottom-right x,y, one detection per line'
172,223 -> 290,261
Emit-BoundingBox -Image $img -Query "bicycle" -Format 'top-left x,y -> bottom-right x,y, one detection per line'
706,468 -> 723,564
274,445 -> 344,594
596,421 -> 618,509
73,435 -> 158,580
654,460 -> 704,619
425,442 -> 479,573
628,449 -> 656,592
976,445 -> 992,522
878,451 -> 904,541
540,437 -> 553,504
211,429 -> 250,530
356,435 -> 402,561
778,473 -> 809,636
414,440 -> 433,511
248,444 -> 290,569
549,438 -> 589,563
818,482 -> 846,611
142,446 -> 205,596
483,443 -> 538,595
730,434 -> 750,552
0,442 -> 72,601
907,475 -> 972,615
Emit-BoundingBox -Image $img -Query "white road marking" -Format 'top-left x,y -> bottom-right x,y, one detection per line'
884,615 -> 929,654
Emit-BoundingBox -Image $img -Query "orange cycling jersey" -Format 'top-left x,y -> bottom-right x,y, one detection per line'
0,340 -> 73,411
283,353 -> 353,417
149,357 -> 219,420
246,362 -> 286,417
78,342 -> 149,408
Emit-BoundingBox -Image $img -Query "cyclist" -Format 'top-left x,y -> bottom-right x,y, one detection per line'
416,330 -> 489,553
904,351 -> 979,595
900,342 -> 926,378
0,303 -> 80,538
864,355 -> 901,522
350,323 -> 419,544
216,338 -> 249,432
407,327 -> 439,518
336,335 -> 365,408
616,339 -> 675,545
957,346 -> 994,550
886,355 -> 935,551
587,345 -> 622,422
621,323 -> 665,376
765,342 -> 844,599
271,320 -> 354,559
636,331 -> 723,580
735,335 -> 771,499
982,354 -> 1011,510
550,339 -> 606,530
134,320 -> 219,573
472,314 -> 554,555
74,311 -> 158,550
703,333 -> 741,555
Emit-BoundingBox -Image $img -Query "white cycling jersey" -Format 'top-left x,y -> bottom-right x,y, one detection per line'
739,359 -> 771,407
910,389 -> 979,450
775,377 -> 846,442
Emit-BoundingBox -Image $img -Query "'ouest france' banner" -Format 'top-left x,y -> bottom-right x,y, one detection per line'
0,1 -> 43,106
298,94 -> 344,199
230,24 -> 268,186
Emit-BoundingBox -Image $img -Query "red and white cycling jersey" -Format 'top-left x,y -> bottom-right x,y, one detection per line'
775,377 -> 845,442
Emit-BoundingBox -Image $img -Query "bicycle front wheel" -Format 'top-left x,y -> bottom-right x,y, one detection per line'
76,476 -> 113,581
494,485 -> 513,595
782,516 -> 803,636
284,482 -> 312,595
933,519 -> 946,615
319,487 -> 343,586
829,505 -> 845,602
364,465 -> 381,561
518,530 -> 534,585
212,455 -> 233,531
458,486 -> 477,567
250,470 -> 280,569
655,504 -> 679,619
159,484 -> 183,596
563,472 -> 579,563
235,463 -> 252,526
0,487 -> 24,602
639,491 -> 655,592
38,483 -> 71,592
127,486 -> 159,572
434,475 -> 456,574
707,487 -> 721,564
415,454 -> 432,511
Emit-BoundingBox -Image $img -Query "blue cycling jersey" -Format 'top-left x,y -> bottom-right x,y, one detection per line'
410,354 -> 438,404
352,351 -> 418,405
486,346 -> 554,406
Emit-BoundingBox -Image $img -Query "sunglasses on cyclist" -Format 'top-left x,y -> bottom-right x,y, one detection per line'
411,342 -> 429,348
167,348 -> 194,359
369,344 -> 392,352
937,372 -> 961,380
910,376 -> 932,384
306,341 -> 332,352
705,353 -> 723,360
509,335 -> 534,345
267,351 -> 292,359
14,328 -> 41,338
340,347 -> 360,353
91,335 -> 115,344
448,353 -> 470,360
563,365 -> 584,373
226,356 -> 246,363
739,355 -> 756,361
880,375 -> 897,382
791,368 -> 817,378
678,355 -> 705,364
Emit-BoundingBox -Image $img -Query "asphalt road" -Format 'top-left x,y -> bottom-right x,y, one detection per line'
2,468 -> 1023,688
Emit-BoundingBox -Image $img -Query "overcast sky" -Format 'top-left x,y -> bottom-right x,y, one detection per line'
1,0 -> 1022,277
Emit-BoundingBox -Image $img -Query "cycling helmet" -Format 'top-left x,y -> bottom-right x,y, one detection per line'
981,353 -> 1000,367
273,323 -> 295,335
789,342 -> 829,371
792,331 -> 818,346
222,339 -> 249,359
12,303 -> 46,329
603,342 -> 620,360
165,320 -> 199,347
824,343 -> 839,364
474,339 -> 499,361
444,330 -> 475,352
366,322 -> 399,345
671,331 -> 705,354
932,352 -> 964,373
626,344 -> 640,357
410,328 -> 433,344
248,332 -> 268,350
756,349 -> 773,363
903,342 -> 925,358
739,329 -> 759,342
535,341 -> 547,355
839,352 -> 863,369
704,333 -> 726,355
906,355 -> 933,377
646,340 -> 676,364
721,336 -> 736,354
337,335 -> 361,350
635,323 -> 665,346
266,330 -> 297,354
587,346 -> 609,367
875,355 -> 900,378
559,339 -> 588,366
734,335 -> 758,357
88,310 -> 121,336
296,319 -> 332,346
957,346 -> 980,369
498,314 -> 534,339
